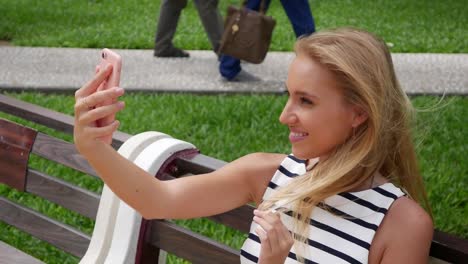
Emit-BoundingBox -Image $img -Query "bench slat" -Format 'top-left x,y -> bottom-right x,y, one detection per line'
0,241 -> 45,264
0,94 -> 232,178
0,197 -> 90,257
175,153 -> 227,175
32,132 -> 98,178
149,220 -> 240,264
431,230 -> 468,263
26,169 -> 100,220
0,94 -> 130,149
0,94 -> 74,135
208,205 -> 253,234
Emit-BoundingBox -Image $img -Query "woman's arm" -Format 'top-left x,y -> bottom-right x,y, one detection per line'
74,66 -> 285,219
369,196 -> 433,263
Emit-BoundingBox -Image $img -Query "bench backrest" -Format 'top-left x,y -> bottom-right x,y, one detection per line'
0,94 -> 466,263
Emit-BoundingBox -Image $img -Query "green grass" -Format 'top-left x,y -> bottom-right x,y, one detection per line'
0,0 -> 467,52
0,92 -> 466,263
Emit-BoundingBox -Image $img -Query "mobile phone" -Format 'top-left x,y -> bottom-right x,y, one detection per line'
96,48 -> 122,129
98,48 -> 122,91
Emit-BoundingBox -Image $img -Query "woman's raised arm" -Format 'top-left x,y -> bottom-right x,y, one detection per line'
73,67 -> 284,219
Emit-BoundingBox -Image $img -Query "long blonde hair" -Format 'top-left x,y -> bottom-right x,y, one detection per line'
260,28 -> 431,260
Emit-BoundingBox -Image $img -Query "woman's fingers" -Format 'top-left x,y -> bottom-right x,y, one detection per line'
253,210 -> 283,252
75,64 -> 113,99
83,120 -> 121,139
94,65 -> 106,92
254,209 -> 294,264
89,87 -> 124,109
75,87 -> 125,113
255,219 -> 273,253
73,66 -> 122,154
74,86 -> 124,149
77,101 -> 125,126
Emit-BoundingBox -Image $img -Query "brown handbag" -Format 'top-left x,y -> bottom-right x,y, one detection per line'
218,0 -> 276,64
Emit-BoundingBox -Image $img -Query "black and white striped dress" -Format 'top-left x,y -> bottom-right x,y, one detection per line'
240,155 -> 406,264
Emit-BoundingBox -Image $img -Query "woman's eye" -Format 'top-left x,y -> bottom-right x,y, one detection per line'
300,97 -> 313,105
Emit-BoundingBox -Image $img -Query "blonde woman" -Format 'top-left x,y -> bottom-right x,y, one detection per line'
74,28 -> 433,263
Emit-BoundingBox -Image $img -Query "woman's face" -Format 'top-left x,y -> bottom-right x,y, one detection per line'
280,54 -> 364,160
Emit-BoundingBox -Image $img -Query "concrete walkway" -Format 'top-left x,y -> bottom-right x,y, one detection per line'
0,46 -> 467,95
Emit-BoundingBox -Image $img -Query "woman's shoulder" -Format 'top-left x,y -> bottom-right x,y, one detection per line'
369,196 -> 433,262
386,196 -> 433,237
385,196 -> 433,236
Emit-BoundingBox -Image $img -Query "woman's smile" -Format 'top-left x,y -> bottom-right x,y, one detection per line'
288,131 -> 309,143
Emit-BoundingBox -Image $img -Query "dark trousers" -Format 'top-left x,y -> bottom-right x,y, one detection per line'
154,0 -> 223,55
219,0 -> 316,80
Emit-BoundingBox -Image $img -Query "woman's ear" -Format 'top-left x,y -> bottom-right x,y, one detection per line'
351,106 -> 368,128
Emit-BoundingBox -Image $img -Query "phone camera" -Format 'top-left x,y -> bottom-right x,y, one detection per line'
102,52 -> 106,59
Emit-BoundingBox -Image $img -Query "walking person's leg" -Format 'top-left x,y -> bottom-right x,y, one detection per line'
193,0 -> 224,53
219,55 -> 242,80
154,0 -> 190,57
279,0 -> 315,38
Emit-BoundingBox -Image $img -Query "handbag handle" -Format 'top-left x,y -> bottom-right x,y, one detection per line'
241,0 -> 267,14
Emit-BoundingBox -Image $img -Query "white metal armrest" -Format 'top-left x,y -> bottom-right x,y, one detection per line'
80,132 -> 170,264
103,137 -> 196,264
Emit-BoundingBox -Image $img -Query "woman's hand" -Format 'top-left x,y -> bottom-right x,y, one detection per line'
74,64 -> 125,156
253,209 -> 294,264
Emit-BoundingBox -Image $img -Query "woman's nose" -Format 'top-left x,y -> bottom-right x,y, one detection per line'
279,102 -> 296,125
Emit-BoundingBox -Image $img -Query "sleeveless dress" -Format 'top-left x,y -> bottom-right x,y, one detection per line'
240,155 -> 406,264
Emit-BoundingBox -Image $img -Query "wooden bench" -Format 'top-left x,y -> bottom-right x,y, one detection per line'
0,94 -> 467,264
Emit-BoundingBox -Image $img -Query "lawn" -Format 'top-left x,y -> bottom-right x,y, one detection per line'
0,0 -> 467,52
0,92 -> 466,264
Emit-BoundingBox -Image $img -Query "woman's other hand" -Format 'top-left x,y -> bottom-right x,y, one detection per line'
254,209 -> 294,264
74,64 -> 125,156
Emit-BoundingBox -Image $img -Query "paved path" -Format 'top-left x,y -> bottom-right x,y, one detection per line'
0,47 -> 466,95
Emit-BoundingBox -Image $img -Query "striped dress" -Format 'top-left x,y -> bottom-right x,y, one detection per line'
240,155 -> 406,264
